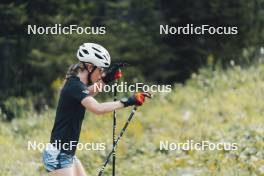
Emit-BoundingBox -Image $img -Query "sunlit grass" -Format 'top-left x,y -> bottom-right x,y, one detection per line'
0,64 -> 264,175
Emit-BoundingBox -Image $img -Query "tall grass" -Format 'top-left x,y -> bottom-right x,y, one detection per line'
0,64 -> 264,175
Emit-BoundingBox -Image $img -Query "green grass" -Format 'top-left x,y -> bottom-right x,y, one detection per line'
0,64 -> 264,176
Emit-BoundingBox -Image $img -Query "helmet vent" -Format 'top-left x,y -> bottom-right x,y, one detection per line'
95,53 -> 104,60
79,51 -> 83,57
82,49 -> 89,54
104,62 -> 110,66
102,55 -> 108,61
92,47 -> 102,53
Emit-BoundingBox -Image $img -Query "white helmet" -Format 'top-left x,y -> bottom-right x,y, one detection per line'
77,43 -> 111,68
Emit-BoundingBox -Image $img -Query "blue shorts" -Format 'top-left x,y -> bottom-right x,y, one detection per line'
42,144 -> 77,172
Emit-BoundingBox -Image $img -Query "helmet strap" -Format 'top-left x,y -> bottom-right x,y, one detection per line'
88,66 -> 97,85
82,62 -> 97,85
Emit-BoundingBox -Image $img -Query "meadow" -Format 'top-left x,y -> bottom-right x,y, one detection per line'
0,64 -> 264,176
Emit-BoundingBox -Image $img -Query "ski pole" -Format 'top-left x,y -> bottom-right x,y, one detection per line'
98,106 -> 138,176
111,63 -> 128,176
112,78 -> 118,176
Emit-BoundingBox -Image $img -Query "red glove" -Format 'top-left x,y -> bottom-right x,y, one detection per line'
120,92 -> 152,107
114,69 -> 122,80
102,65 -> 123,84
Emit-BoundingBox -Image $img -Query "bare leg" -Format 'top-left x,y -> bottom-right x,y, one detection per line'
48,166 -> 74,176
73,158 -> 88,176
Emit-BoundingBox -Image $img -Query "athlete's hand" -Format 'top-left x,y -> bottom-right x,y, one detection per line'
120,92 -> 152,107
102,63 -> 124,84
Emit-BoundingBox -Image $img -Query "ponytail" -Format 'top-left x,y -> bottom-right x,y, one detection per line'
65,63 -> 80,80
61,62 -> 86,88
65,62 -> 87,79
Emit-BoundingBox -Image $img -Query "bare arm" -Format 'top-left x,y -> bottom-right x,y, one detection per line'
87,80 -> 105,97
81,96 -> 124,115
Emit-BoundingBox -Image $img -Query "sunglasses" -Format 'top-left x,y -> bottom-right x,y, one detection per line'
97,67 -> 105,74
